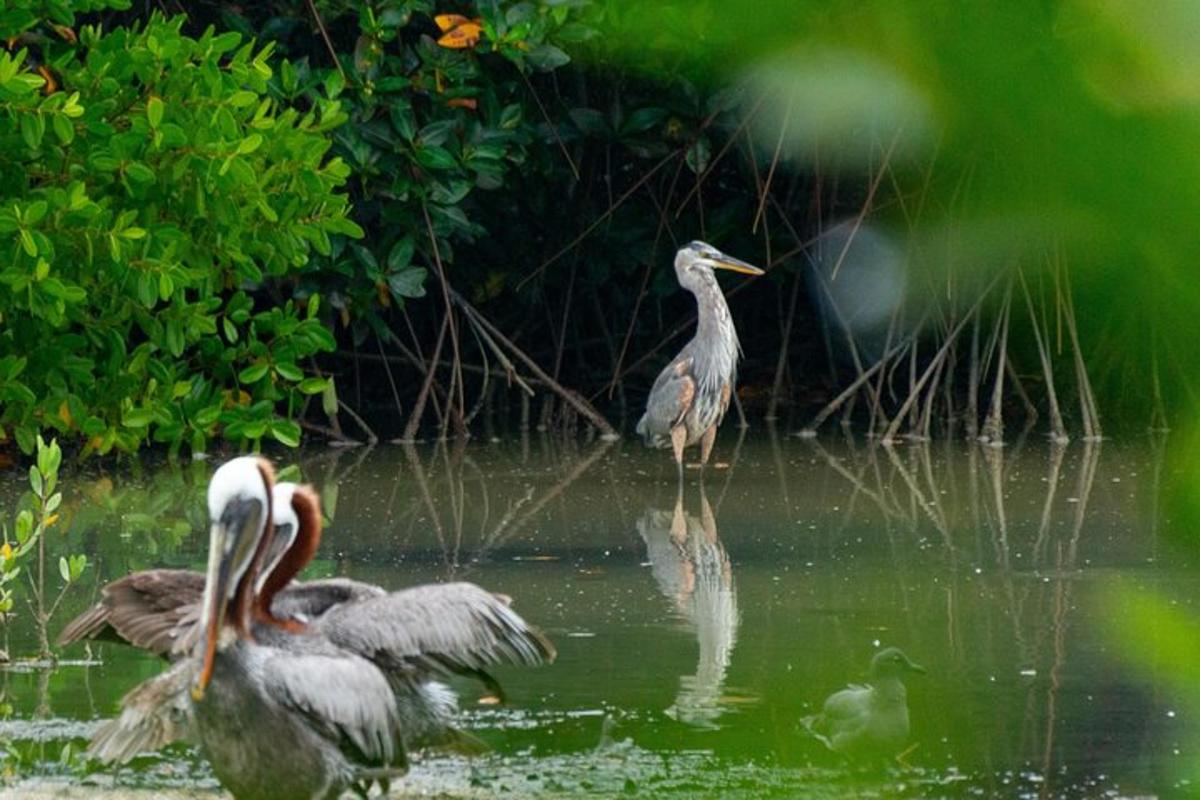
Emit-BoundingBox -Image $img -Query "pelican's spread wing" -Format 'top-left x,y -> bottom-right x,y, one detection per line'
271,577 -> 386,622
637,356 -> 695,444
58,569 -> 204,655
88,658 -> 195,764
266,651 -> 406,771
316,582 -> 555,679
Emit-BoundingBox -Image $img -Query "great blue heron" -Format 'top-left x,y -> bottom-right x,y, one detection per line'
801,647 -> 925,760
637,241 -> 763,476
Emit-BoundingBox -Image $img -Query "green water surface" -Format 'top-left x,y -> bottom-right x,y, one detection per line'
0,432 -> 1193,798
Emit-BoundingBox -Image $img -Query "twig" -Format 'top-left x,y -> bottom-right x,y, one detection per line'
520,71 -> 579,181
421,202 -> 467,428
517,151 -> 677,290
337,399 -> 378,444
400,316 -> 449,442
305,0 -> 345,81
449,289 -> 618,437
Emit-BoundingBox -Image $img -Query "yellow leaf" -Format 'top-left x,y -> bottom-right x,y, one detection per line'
45,514 -> 59,529
434,14 -> 472,32
1,543 -> 12,560
58,400 -> 73,429
437,22 -> 482,49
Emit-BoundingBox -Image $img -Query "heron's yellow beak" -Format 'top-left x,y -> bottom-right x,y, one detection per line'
708,255 -> 764,276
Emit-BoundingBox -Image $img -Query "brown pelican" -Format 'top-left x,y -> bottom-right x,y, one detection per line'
637,489 -> 739,728
91,456 -> 408,800
90,457 -> 555,792
637,241 -> 763,476
801,647 -> 925,760
57,482 -> 383,656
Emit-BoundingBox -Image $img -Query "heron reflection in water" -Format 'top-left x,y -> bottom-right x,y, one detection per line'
637,241 -> 763,478
637,488 -> 740,728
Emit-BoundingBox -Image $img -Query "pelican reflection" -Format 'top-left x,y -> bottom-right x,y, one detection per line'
637,489 -> 739,728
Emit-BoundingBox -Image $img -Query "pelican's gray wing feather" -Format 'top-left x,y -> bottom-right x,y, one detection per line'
88,658 -> 195,764
58,569 -> 205,655
271,577 -> 386,621
266,650 -> 406,770
315,582 -> 555,679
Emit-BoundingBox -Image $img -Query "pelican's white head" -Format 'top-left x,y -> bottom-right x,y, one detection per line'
195,455 -> 274,700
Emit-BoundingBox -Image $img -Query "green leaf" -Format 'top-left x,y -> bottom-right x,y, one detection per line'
126,163 -> 156,183
686,136 -> 711,174
19,228 -> 36,257
223,317 -> 238,343
274,362 -> 303,381
499,104 -> 523,130
122,407 -> 154,428
15,510 -> 32,544
298,377 -> 329,395
387,237 -> 415,271
237,133 -> 263,154
59,556 -> 69,583
325,217 -> 364,238
19,113 -> 43,150
321,379 -> 338,417
147,96 -> 164,128
52,113 -> 74,144
229,90 -> 258,108
415,145 -> 458,171
527,44 -> 570,72
238,362 -> 269,384
270,418 -> 301,447
387,267 -> 428,299
621,107 -> 668,136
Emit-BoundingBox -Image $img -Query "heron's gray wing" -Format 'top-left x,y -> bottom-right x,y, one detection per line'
272,577 -> 386,621
266,650 -> 406,771
58,569 -> 204,655
88,658 -> 195,764
637,356 -> 695,443
315,582 -> 555,679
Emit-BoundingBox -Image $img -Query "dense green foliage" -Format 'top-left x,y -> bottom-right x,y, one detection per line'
5,0 -> 1200,454
1,8 -> 360,455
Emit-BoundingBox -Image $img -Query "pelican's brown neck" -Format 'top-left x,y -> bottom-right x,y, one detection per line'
253,484 -> 322,631
230,457 -> 276,639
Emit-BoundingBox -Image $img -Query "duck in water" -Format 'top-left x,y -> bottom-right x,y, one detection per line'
802,647 -> 925,762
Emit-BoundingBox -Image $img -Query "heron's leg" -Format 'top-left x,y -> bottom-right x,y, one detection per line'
699,424 -> 717,467
671,425 -> 686,480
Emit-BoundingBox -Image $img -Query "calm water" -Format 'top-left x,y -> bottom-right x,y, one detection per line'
0,432 -> 1195,798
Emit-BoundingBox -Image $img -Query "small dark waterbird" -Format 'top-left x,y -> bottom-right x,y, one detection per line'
801,647 -> 925,762
90,456 -> 408,800
637,241 -> 764,477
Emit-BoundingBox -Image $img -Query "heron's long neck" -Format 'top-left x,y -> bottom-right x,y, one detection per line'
690,279 -> 740,391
